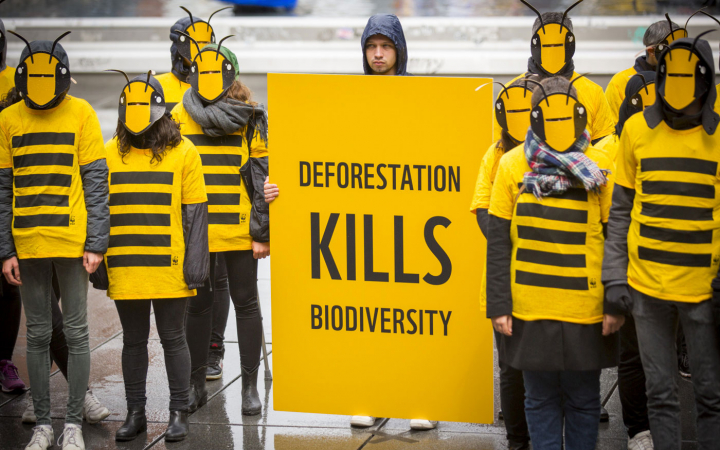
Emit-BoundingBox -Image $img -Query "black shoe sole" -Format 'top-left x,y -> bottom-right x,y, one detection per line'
165,433 -> 188,442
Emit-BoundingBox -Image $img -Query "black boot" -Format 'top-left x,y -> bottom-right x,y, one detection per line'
165,410 -> 189,442
188,366 -> 208,413
115,407 -> 147,442
241,367 -> 262,415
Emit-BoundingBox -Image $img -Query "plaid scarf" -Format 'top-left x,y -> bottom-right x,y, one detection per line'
522,129 -> 607,199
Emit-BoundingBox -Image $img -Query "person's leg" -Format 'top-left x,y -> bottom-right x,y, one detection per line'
495,331 -> 529,447
523,370 -> 563,450
0,279 -> 26,392
17,258 -> 54,426
631,288 -> 681,450
48,287 -> 69,378
114,300 -> 152,409
152,297 -> 191,411
677,300 -> 720,450
185,253 -> 216,412
52,257 -> 91,426
617,314 -> 650,439
561,369 -> 602,450
224,250 -> 263,414
208,253 -> 230,379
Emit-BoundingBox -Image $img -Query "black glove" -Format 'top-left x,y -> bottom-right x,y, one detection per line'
604,284 -> 632,316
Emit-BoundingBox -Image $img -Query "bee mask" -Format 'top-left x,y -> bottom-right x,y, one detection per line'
183,34 -> 238,104
527,76 -> 589,152
108,70 -> 166,135
522,0 -> 584,76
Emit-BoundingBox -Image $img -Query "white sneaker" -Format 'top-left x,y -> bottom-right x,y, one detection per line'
628,430 -> 654,450
25,425 -> 53,450
82,390 -> 110,424
23,395 -> 37,423
410,419 -> 438,430
58,424 -> 84,450
350,415 -> 376,427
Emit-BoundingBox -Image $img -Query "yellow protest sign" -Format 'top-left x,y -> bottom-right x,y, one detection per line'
268,73 -> 495,424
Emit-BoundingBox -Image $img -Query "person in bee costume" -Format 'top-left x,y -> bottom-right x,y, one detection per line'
156,6 -> 231,113
156,5 -> 233,383
492,0 -> 615,147
596,71 -> 658,449
0,31 -> 109,450
99,70 -> 208,442
603,31 -> 720,450
604,15 -> 682,123
171,37 -> 269,416
470,76 -> 538,450
487,76 -> 624,450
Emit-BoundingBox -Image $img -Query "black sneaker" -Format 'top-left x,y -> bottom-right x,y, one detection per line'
206,347 -> 224,381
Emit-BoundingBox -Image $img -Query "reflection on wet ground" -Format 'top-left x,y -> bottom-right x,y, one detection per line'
0,253 -> 701,449
4,0 -> 720,17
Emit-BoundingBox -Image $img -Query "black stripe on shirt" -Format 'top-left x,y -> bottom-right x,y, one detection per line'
204,174 -> 241,186
185,134 -> 244,147
516,248 -> 586,268
111,172 -> 174,185
109,192 -> 172,207
642,180 -> 715,199
209,213 -> 240,225
13,153 -> 74,168
515,270 -> 589,291
11,132 -> 75,148
15,194 -> 69,208
14,214 -> 69,228
110,213 -> 170,227
516,203 -> 588,224
638,246 -> 712,267
108,234 -> 171,248
640,158 -> 717,176
639,224 -> 713,244
516,225 -> 586,245
641,202 -> 713,221
200,154 -> 243,167
107,254 -> 172,268
15,174 -> 72,188
518,184 -> 588,202
207,193 -> 241,206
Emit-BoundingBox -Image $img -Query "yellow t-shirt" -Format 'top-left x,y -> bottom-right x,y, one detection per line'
105,137 -> 207,300
172,102 -> 268,252
0,96 -> 106,259
489,145 -> 614,324
470,141 -> 509,312
616,113 -> 720,303
156,72 -> 191,113
605,66 -> 637,124
594,133 -> 619,164
0,66 -> 16,99
493,72 -> 615,144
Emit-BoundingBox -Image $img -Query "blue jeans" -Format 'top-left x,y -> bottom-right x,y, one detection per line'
19,257 -> 90,426
523,369 -> 601,450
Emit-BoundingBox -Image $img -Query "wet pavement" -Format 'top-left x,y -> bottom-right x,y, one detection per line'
3,0 -> 719,18
0,253 -> 702,449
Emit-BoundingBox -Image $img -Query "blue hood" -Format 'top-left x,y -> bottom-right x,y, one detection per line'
360,14 -> 408,76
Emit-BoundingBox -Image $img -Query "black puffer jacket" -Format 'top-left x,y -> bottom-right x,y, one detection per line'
360,14 -> 409,76
240,122 -> 269,243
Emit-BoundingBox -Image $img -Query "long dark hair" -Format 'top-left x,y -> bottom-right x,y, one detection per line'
500,130 -> 521,153
0,87 -> 22,113
114,113 -> 183,164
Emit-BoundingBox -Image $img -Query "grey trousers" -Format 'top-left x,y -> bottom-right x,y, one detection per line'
19,257 -> 90,426
631,288 -> 720,450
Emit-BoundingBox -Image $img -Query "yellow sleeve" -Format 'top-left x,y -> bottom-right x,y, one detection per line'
182,143 -> 208,204
488,155 -> 515,221
615,121 -> 637,190
590,88 -> 616,141
0,118 -> 11,169
77,103 -> 106,165
600,156 -> 616,223
604,75 -> 624,124
469,144 -> 498,214
249,128 -> 268,158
